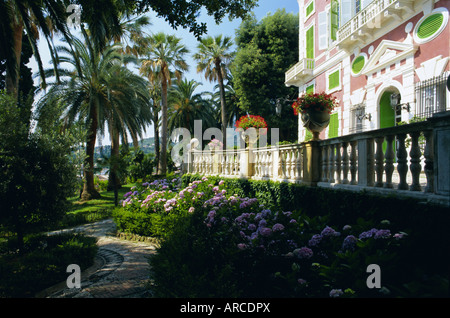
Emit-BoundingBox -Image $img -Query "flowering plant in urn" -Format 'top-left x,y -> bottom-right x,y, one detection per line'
291,92 -> 339,139
235,115 -> 267,146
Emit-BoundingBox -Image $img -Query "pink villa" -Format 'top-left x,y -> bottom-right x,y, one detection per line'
285,0 -> 450,141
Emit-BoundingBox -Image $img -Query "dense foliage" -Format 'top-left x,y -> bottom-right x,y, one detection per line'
113,174 -> 450,297
0,233 -> 98,298
0,91 -> 78,247
231,9 -> 299,142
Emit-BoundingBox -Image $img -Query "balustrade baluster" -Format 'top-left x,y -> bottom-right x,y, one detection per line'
321,146 -> 329,182
384,135 -> 395,188
290,149 -> 296,180
374,137 -> 384,187
285,150 -> 291,179
280,150 -> 287,179
396,134 -> 408,190
262,151 -> 267,177
295,149 -> 301,180
409,131 -> 422,191
335,143 -> 341,184
329,145 -> 335,183
350,140 -> 357,185
423,130 -> 434,193
367,138 -> 375,187
254,152 -> 260,177
342,142 -> 349,184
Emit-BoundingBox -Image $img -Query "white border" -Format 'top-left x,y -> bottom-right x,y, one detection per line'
351,53 -> 368,77
413,7 -> 449,44
305,0 -> 315,21
326,63 -> 342,94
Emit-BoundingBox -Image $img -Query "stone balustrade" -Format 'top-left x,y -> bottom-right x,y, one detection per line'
187,112 -> 450,206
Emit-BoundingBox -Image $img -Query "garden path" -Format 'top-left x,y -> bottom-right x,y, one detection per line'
37,219 -> 158,298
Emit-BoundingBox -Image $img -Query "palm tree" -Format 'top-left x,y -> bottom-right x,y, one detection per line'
139,32 -> 189,175
168,79 -> 217,134
100,65 -> 152,192
193,34 -> 234,149
36,32 -> 150,201
0,0 -> 71,99
211,74 -> 243,127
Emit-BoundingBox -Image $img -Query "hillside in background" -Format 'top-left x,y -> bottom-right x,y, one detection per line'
94,137 -> 156,160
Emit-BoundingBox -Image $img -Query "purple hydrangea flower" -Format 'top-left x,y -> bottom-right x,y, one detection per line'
374,229 -> 391,239
237,243 -> 247,250
272,223 -> 285,232
259,227 -> 272,237
321,226 -> 340,237
359,228 -> 378,239
293,247 -> 313,259
329,289 -> 343,298
308,234 -> 322,247
188,207 -> 195,213
342,235 -> 358,251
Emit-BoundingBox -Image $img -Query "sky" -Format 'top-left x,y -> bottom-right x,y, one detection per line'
28,0 -> 300,145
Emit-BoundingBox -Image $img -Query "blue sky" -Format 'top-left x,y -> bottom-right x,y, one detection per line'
29,0 -> 300,143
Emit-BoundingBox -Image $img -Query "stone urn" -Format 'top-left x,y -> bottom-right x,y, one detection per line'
240,128 -> 261,148
301,110 -> 331,140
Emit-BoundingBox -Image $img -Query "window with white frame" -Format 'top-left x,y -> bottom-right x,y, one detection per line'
305,0 -> 315,20
326,65 -> 341,93
318,10 -> 328,50
350,104 -> 367,133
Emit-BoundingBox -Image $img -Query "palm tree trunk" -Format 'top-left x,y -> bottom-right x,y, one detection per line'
5,23 -> 24,99
81,111 -> 101,201
159,79 -> 168,175
216,60 -> 227,150
108,127 -> 122,192
153,105 -> 160,174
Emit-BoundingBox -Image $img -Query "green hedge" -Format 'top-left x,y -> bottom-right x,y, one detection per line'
0,233 -> 98,298
181,174 -> 450,279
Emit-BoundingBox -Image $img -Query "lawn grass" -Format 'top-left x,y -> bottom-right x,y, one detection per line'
67,183 -> 138,214
60,183 -> 139,228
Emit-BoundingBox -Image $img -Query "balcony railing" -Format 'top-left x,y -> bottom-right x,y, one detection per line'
285,58 -> 315,86
187,112 -> 450,206
336,0 -> 414,49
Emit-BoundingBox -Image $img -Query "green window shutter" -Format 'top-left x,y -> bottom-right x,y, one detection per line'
306,26 -> 314,59
328,113 -> 339,138
306,84 -> 314,94
352,55 -> 365,74
306,1 -> 314,17
417,13 -> 444,39
305,129 -> 313,141
328,69 -> 340,90
330,0 -> 339,41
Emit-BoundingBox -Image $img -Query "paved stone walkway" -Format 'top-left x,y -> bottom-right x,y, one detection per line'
38,219 -> 158,298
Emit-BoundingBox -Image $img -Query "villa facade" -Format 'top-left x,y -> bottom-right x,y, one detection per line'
285,0 -> 450,142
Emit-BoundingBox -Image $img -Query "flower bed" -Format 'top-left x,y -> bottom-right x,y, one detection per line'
110,175 -> 448,298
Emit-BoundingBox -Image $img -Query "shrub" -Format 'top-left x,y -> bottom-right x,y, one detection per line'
149,176 -> 442,297
0,233 -> 97,297
115,174 -> 449,297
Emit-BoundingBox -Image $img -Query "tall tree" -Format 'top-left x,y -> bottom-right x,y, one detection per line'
36,33 -> 150,201
0,0 -> 73,99
135,0 -> 258,38
139,32 -> 189,175
168,78 -> 217,134
194,34 -> 233,149
231,9 -> 299,142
